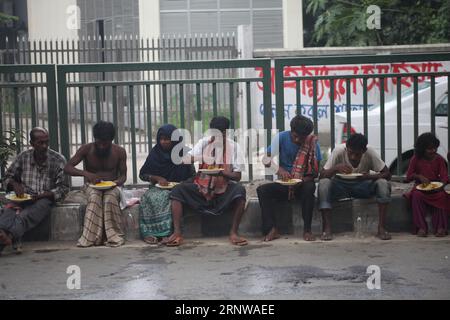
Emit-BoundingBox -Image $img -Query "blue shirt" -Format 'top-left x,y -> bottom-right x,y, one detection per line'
267,131 -> 322,172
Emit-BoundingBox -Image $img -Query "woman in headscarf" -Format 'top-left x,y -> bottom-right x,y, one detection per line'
139,124 -> 195,244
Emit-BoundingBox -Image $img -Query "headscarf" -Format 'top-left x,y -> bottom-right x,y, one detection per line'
139,124 -> 193,182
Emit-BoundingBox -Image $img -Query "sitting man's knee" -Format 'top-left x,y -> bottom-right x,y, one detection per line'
375,178 -> 391,201
318,178 -> 332,190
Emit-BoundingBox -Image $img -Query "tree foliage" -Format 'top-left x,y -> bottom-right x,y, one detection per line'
304,0 -> 449,46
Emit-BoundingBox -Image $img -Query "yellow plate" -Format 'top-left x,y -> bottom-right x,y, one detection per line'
336,173 -> 363,180
155,182 -> 179,189
5,193 -> 32,202
275,178 -> 302,186
90,181 -> 117,190
416,181 -> 444,192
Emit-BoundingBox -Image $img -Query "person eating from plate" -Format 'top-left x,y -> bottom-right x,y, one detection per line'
64,121 -> 127,247
0,127 -> 68,255
166,116 -> 247,247
318,133 -> 392,241
257,115 -> 321,242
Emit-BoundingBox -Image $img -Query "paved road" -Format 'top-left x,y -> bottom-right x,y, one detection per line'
0,234 -> 449,300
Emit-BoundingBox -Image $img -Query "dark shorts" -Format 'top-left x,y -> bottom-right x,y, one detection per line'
169,182 -> 246,215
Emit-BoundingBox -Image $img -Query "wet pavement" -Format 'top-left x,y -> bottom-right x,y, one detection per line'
0,234 -> 449,300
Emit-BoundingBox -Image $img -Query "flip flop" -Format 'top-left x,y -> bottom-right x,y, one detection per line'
376,231 -> 392,240
230,237 -> 248,246
166,236 -> 184,247
320,232 -> 333,241
303,232 -> 316,241
143,236 -> 159,245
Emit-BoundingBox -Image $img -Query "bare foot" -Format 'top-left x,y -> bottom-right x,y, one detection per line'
0,229 -> 12,246
303,232 -> 316,241
320,227 -> 333,241
230,234 -> 248,246
417,229 -> 427,237
376,229 -> 392,240
166,233 -> 184,247
263,227 -> 280,242
435,228 -> 447,237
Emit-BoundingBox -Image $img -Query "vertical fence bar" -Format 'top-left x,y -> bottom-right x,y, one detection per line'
312,79 -> 318,135
162,83 -> 168,124
79,86 -> 86,145
57,67 -> 68,158
413,77 -> 419,142
229,82 -> 235,129
246,81 -> 253,181
129,85 -> 137,184
346,79 -> 351,140
196,83 -> 201,121
212,82 -> 218,117
380,77 -> 385,161
30,87 -> 37,128
146,85 -> 152,149
95,86 -> 101,121
112,86 -> 118,144
179,84 -> 185,129
13,87 -> 21,152
396,77 -> 402,176
430,76 -> 436,135
363,78 -> 368,137
330,79 -> 335,150
296,79 -> 301,116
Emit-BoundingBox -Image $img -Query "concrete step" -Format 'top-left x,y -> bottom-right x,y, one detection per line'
20,193 -> 428,242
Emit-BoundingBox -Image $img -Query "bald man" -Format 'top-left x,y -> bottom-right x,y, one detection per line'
0,128 -> 69,255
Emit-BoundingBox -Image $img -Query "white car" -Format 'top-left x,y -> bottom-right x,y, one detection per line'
334,77 -> 448,175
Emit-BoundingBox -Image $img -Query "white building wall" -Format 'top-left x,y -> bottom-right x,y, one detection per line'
283,0 -> 303,49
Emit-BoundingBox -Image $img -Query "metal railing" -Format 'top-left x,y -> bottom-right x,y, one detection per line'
57,59 -> 272,184
274,53 -> 450,176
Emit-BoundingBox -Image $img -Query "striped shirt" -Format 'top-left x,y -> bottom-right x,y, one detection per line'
4,148 -> 69,202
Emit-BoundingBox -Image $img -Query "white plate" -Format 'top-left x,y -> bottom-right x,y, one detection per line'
5,193 -> 32,202
275,178 -> 302,186
198,168 -> 224,175
89,181 -> 117,190
336,173 -> 363,180
155,182 -> 179,189
416,181 -> 444,192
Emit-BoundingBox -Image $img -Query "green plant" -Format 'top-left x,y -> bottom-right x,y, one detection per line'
0,129 -> 23,181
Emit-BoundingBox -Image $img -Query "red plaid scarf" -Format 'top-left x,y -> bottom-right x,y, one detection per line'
291,134 -> 318,179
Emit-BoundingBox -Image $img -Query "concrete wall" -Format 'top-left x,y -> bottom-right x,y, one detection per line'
282,0 -> 303,49
138,0 -> 160,43
27,0 -> 78,40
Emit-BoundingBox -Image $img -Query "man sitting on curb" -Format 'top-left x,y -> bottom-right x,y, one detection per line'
257,115 -> 321,242
318,133 -> 392,241
0,128 -> 68,255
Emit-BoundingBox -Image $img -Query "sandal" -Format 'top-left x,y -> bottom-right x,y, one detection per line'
230,236 -> 248,246
143,236 -> 159,245
166,235 -> 184,247
376,231 -> 392,240
320,232 -> 333,241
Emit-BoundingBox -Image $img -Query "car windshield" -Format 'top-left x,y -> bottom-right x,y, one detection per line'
368,80 -> 432,111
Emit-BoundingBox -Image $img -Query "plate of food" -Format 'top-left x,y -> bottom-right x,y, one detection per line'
275,178 -> 302,186
336,173 -> 363,180
155,182 -> 179,189
444,184 -> 450,194
5,193 -> 32,202
198,166 -> 224,175
416,181 -> 444,192
90,181 -> 117,190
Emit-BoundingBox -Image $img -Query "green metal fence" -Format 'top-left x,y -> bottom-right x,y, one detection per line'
0,64 -> 59,152
57,59 -> 272,184
274,53 -> 450,176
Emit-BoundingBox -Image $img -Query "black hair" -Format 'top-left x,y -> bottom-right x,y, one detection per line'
30,127 -> 48,142
415,132 -> 440,159
209,116 -> 230,132
290,115 -> 314,136
346,133 -> 368,151
93,121 -> 115,141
